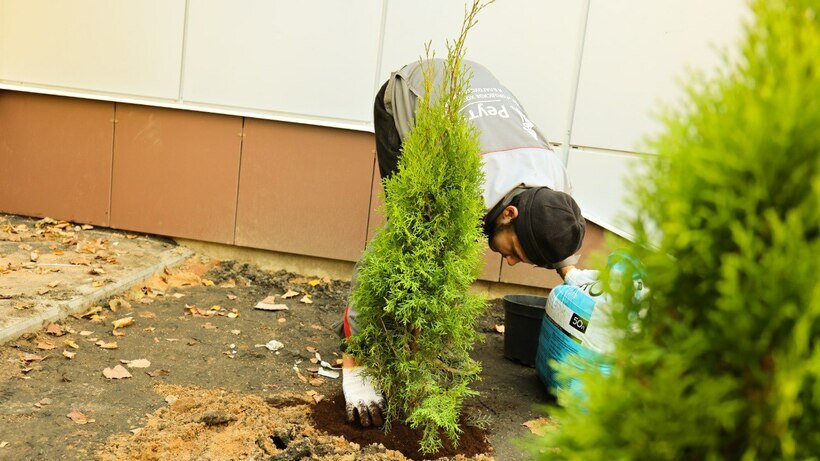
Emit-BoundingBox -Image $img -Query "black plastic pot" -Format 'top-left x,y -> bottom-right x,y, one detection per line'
503,294 -> 548,367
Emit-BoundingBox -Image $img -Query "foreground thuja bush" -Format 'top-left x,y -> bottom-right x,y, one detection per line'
533,1 -> 819,459
346,4 -> 489,455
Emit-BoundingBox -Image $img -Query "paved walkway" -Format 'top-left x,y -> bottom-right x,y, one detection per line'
0,214 -> 192,344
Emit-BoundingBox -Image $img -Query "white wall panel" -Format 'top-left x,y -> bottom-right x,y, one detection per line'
570,0 -> 749,152
379,0 -> 587,144
0,0 -> 185,99
567,147 -> 647,238
182,1 -> 382,124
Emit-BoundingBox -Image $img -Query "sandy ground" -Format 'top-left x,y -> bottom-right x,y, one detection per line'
0,216 -> 553,460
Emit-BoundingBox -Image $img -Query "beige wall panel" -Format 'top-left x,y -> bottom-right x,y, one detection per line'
500,221 -> 611,289
235,120 -> 373,262
110,104 -> 241,244
0,91 -> 113,225
366,167 -> 502,282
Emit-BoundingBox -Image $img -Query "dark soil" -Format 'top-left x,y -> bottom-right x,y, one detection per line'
0,247 -> 552,460
308,392 -> 492,460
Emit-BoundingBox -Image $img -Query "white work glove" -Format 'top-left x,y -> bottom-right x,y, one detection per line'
342,367 -> 385,428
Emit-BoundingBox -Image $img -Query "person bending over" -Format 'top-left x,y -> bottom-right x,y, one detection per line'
335,59 -> 587,427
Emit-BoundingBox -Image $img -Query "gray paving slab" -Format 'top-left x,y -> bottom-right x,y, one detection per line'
0,214 -> 193,344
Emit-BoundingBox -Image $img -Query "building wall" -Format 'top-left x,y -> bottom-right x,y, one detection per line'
0,1 -> 749,287
0,90 -> 610,288
0,0 -> 750,238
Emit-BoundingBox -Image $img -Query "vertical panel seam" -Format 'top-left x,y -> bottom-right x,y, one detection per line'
560,0 -> 591,167
177,0 -> 190,102
107,103 -> 118,227
371,0 -> 390,125
231,117 -> 246,246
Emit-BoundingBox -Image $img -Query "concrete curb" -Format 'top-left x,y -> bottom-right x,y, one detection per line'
0,247 -> 194,345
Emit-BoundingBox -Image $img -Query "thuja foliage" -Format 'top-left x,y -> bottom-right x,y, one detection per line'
346,2 -> 492,454
532,1 -> 819,459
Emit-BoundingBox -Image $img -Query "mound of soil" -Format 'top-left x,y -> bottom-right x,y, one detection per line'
98,385 -> 491,461
99,385 -> 408,460
308,393 -> 492,460
206,260 -> 291,291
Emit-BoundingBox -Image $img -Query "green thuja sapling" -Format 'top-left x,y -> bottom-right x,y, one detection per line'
346,0 -> 494,454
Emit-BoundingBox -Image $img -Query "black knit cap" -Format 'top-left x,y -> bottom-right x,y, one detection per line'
513,187 -> 585,268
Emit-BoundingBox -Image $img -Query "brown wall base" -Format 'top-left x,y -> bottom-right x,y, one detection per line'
1,90 -> 615,290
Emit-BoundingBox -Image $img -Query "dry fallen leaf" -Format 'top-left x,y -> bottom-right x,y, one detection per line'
254,296 -> 288,312
277,318 -> 286,324
122,359 -> 151,369
46,323 -> 65,336
79,330 -> 93,336
112,329 -> 126,337
226,294 -> 237,300
103,364 -> 132,379
202,323 -> 217,330
48,280 -> 63,288
91,281 -> 104,288
523,417 -> 558,436
67,410 -> 94,424
138,311 -> 156,319
70,257 -> 92,266
108,298 -> 131,312
64,339 -> 80,349
165,395 -> 178,405
295,370 -> 308,383
0,441 -> 8,448
312,394 -> 325,404
62,350 -> 76,359
219,279 -> 236,288
138,298 -> 155,305
281,289 -> 299,299
309,378 -> 325,387
30,252 -> 39,262
36,340 -> 56,350
147,369 -> 170,378
230,329 -> 241,335
112,316 -> 134,329
306,346 -> 319,354
20,353 -> 45,362
34,398 -> 53,408
96,341 -> 118,350
308,279 -> 321,287
494,324 -> 505,334
74,306 -> 102,319
299,295 -> 313,305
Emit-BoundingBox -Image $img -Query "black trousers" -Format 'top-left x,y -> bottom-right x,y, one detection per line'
373,80 -> 403,182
